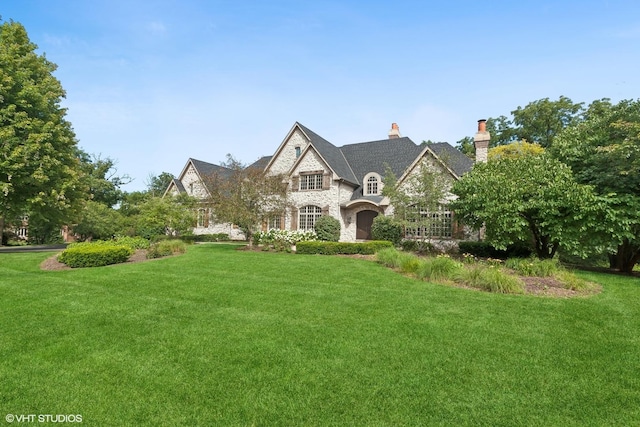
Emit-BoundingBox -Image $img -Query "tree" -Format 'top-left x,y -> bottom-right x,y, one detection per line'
451,154 -> 597,259
72,200 -> 123,241
483,96 -> 584,148
0,20 -> 86,243
552,99 -> 640,273
146,172 -> 175,197
134,194 -> 197,240
78,152 -> 131,207
205,155 -> 289,245
488,141 -> 545,161
382,160 -> 452,241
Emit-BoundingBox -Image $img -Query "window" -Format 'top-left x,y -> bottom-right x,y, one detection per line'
189,183 -> 194,195
197,208 -> 208,228
268,216 -> 281,230
298,205 -> 322,230
405,205 -> 453,239
295,146 -> 301,158
299,173 -> 323,191
366,176 -> 379,195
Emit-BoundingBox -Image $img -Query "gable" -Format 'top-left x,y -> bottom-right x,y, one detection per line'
265,124 -> 310,175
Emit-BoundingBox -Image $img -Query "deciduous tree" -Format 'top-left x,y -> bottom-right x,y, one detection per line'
451,154 -> 597,259
552,98 -> 640,273
205,155 -> 289,245
0,20 -> 85,242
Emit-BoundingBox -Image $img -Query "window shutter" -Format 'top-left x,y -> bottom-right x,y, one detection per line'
280,214 -> 285,230
204,209 -> 210,227
291,208 -> 298,229
292,176 -> 299,192
261,219 -> 267,232
322,206 -> 330,216
322,173 -> 331,190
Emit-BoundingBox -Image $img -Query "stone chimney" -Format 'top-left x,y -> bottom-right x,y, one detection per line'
388,123 -> 401,139
474,119 -> 490,163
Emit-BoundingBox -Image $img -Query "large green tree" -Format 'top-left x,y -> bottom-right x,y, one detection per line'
451,153 -> 597,259
485,96 -> 585,148
0,20 -> 85,242
552,99 -> 640,273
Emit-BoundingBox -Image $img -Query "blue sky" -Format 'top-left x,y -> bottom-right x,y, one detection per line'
3,0 -> 640,191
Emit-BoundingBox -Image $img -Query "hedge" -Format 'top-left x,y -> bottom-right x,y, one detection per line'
457,241 -> 532,259
58,245 -> 134,268
296,240 -> 393,255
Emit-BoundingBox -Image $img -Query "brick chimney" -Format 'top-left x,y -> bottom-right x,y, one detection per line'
474,119 -> 490,163
388,123 -> 401,139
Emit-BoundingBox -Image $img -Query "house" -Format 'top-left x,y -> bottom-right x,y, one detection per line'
166,120 -> 489,242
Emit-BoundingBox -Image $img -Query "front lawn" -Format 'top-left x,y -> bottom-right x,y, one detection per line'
1,244 -> 639,425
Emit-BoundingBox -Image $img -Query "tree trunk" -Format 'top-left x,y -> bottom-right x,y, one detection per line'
0,215 -> 5,246
610,239 -> 640,274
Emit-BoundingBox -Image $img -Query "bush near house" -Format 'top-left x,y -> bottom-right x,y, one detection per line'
313,216 -> 341,242
371,215 -> 403,245
297,240 -> 393,255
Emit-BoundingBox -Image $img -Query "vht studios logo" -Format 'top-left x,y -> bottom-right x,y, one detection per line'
5,414 -> 83,423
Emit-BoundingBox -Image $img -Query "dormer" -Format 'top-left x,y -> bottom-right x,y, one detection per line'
363,172 -> 383,196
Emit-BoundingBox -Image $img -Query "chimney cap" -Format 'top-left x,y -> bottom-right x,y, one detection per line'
388,122 -> 401,139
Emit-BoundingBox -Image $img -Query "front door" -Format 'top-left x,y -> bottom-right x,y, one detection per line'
356,210 -> 378,240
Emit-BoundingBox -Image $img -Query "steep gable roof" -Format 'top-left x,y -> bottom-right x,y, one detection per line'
426,143 -> 474,178
297,123 -> 358,184
189,158 -> 233,180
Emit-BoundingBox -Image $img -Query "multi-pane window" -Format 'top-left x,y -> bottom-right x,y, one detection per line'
366,176 -> 379,195
299,205 -> 322,230
197,208 -> 208,227
268,216 -> 281,230
299,174 -> 323,191
405,205 -> 453,239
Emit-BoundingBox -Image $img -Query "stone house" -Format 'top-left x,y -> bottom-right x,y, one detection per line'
166,121 -> 489,242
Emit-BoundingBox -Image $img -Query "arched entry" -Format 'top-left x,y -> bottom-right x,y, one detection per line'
356,210 -> 379,240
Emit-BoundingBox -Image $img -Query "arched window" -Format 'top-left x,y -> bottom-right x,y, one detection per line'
367,176 -> 379,195
299,205 -> 322,230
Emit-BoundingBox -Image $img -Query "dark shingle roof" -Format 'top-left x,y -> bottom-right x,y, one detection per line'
190,158 -> 233,179
171,178 -> 186,193
295,125 -> 472,190
248,155 -> 272,171
340,137 -> 424,184
426,143 -> 474,177
297,123 -> 358,185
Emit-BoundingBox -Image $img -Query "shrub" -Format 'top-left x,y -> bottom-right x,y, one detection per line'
505,257 -> 560,277
555,270 -> 597,291
375,247 -> 402,268
398,252 -> 422,274
401,239 -> 436,255
455,265 -> 525,294
458,241 -> 532,259
371,216 -> 403,245
147,239 -> 188,259
296,240 -> 393,255
254,230 -> 317,246
314,216 -> 341,242
58,245 -> 134,268
114,235 -> 150,249
416,255 -> 463,281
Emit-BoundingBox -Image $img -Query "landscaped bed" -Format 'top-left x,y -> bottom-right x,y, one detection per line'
3,243 -> 639,425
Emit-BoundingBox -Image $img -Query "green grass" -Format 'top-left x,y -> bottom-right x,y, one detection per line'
2,244 -> 640,425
